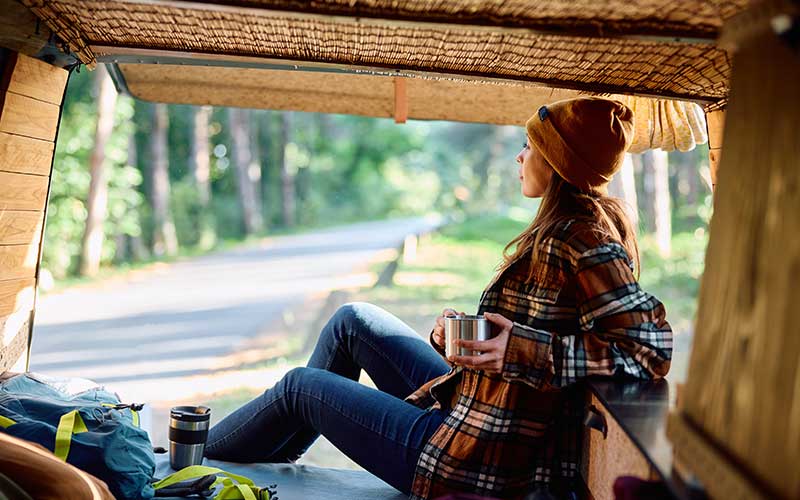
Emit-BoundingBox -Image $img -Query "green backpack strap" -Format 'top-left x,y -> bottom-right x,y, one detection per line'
152,465 -> 271,500
54,410 -> 89,461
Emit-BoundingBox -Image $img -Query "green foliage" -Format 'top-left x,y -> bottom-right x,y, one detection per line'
44,70 -> 143,278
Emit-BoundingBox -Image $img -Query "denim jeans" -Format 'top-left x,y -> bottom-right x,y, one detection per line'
204,302 -> 452,494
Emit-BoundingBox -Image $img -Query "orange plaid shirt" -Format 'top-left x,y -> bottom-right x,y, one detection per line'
403,220 -> 672,499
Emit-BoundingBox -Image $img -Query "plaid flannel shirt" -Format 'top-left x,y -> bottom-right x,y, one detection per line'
403,220 -> 673,499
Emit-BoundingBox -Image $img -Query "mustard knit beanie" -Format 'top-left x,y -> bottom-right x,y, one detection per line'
525,97 -> 634,194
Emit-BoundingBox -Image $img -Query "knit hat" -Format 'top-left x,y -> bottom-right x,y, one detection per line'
525,97 -> 634,194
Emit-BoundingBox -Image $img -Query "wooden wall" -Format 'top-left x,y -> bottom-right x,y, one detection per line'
0,52 -> 67,372
667,9 -> 800,500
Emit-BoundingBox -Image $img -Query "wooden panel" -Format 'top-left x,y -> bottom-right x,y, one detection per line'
0,210 -> 42,246
705,109 -> 726,150
677,17 -> 800,500
0,307 -> 30,373
0,92 -> 61,141
0,244 -> 37,281
0,277 -> 34,318
0,171 -> 49,211
0,131 -> 54,176
668,412 -> 768,500
582,393 -> 655,500
1,53 -> 69,105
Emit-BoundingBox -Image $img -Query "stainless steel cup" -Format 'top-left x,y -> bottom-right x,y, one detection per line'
169,405 -> 211,470
444,315 -> 492,357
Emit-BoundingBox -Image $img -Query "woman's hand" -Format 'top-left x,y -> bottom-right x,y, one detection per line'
447,312 -> 513,374
432,308 -> 464,349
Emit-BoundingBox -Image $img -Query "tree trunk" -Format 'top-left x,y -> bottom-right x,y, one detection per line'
652,150 -> 672,257
608,153 -> 639,231
79,65 -> 117,276
189,105 -> 212,206
150,103 -> 178,256
278,112 -> 296,227
228,107 -> 264,235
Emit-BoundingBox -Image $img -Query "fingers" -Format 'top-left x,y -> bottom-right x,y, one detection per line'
456,338 -> 492,351
448,352 -> 502,371
483,311 -> 512,327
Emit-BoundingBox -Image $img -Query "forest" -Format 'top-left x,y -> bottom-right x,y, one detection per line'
43,65 -> 713,283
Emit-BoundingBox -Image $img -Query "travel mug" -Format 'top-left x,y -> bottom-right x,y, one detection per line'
169,405 -> 211,470
444,315 -> 492,357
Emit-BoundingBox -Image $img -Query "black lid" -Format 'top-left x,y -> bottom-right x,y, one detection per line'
170,405 -> 211,422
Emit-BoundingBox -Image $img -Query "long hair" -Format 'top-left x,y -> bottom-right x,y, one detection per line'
498,172 -> 639,283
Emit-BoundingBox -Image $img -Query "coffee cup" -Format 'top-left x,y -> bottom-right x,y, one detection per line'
169,405 -> 211,470
444,314 -> 493,357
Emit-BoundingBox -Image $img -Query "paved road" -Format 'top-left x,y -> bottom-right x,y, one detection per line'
29,216 -> 440,384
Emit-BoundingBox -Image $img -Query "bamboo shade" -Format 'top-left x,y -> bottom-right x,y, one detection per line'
20,0 -> 744,103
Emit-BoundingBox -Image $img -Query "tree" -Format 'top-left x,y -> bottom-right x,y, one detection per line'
79,65 -> 117,276
641,149 -> 671,257
228,107 -> 264,235
278,112 -> 296,227
150,103 -> 179,256
608,153 -> 639,231
190,105 -> 213,206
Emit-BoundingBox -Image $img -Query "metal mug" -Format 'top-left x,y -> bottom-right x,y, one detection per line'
169,405 -> 211,470
444,314 -> 492,357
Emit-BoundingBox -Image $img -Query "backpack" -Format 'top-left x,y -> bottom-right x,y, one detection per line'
0,373 -> 277,500
0,373 -> 155,499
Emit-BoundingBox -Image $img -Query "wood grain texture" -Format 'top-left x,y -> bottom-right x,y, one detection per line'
0,308 -> 30,373
0,210 -> 42,246
0,92 -> 61,141
1,53 -> 69,105
0,244 -> 37,281
667,412 -> 768,500
706,109 -> 726,149
0,171 -> 49,211
0,131 -> 54,176
678,25 -> 800,500
581,393 -> 655,500
0,278 -> 34,318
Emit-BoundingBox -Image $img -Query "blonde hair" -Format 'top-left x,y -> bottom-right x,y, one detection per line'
498,172 -> 639,283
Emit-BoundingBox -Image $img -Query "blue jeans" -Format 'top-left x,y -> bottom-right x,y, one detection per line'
204,302 -> 452,494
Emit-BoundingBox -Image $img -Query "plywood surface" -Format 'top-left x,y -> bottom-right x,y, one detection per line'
0,277 -> 34,318
677,25 -> 800,500
1,53 -> 69,105
0,131 -> 54,176
0,171 -> 49,211
0,244 -> 37,281
0,210 -> 42,246
0,92 -> 61,141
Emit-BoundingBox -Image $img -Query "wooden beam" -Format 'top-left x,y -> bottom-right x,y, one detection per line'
0,171 -> 49,211
706,109 -> 725,189
0,131 -> 54,176
393,77 -> 408,124
0,277 -> 34,318
1,53 -> 70,105
0,210 -> 43,246
0,244 -> 37,281
672,7 -> 800,498
0,92 -> 61,141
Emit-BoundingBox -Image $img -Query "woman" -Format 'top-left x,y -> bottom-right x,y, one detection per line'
204,97 -> 673,499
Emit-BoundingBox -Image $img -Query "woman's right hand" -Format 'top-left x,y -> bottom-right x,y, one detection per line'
432,308 -> 464,349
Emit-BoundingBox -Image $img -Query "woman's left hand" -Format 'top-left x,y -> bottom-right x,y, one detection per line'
448,312 -> 513,374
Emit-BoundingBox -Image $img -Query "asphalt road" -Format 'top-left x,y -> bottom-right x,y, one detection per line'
29,216 -> 440,384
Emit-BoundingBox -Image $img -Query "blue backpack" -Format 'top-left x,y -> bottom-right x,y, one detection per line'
0,373 -> 156,499
0,373 -> 276,500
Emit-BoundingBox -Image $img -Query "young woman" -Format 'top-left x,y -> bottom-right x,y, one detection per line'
203,97 -> 673,500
